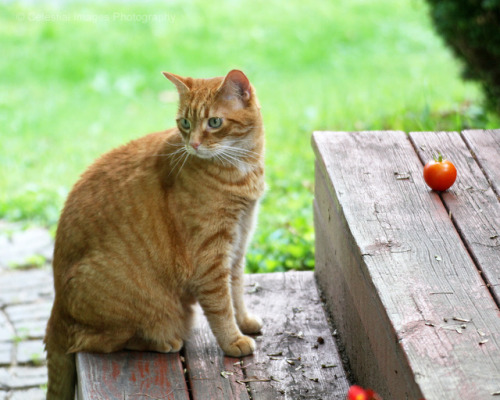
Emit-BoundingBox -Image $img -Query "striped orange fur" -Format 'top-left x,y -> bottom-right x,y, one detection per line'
44,70 -> 265,399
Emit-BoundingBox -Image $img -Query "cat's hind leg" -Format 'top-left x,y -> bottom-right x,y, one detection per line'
125,295 -> 195,353
125,336 -> 183,353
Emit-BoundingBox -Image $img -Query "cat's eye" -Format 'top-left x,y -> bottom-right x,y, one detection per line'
208,117 -> 223,129
179,118 -> 191,131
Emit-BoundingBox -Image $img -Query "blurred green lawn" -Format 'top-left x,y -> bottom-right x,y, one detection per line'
1,0 -> 498,272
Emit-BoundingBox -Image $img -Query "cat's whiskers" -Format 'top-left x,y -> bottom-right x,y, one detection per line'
214,147 -> 255,173
214,153 -> 232,168
216,153 -> 243,170
217,144 -> 260,162
166,145 -> 190,178
175,150 -> 190,178
225,147 -> 259,160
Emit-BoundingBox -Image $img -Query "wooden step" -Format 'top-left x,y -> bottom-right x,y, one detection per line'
76,271 -> 350,399
313,130 -> 500,400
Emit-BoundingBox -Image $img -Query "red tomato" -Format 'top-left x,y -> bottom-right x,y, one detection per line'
347,386 -> 368,400
423,153 -> 457,191
347,385 -> 382,400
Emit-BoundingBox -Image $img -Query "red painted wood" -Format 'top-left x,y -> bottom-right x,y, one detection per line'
77,351 -> 189,400
76,272 -> 349,399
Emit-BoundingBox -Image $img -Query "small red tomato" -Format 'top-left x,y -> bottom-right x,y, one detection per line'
347,385 -> 368,400
423,153 -> 457,191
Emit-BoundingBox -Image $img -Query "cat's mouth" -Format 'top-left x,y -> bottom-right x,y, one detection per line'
185,144 -> 213,159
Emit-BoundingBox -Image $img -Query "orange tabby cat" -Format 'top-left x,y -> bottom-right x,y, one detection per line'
44,70 -> 265,399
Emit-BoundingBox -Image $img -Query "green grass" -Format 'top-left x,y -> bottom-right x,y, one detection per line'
1,0 -> 498,272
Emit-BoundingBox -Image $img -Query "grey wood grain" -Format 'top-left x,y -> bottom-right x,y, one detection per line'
462,129 -> 500,197
243,272 -> 350,400
313,130 -> 500,400
410,130 -> 500,304
77,272 -> 349,399
183,306 -> 251,400
76,351 -> 189,400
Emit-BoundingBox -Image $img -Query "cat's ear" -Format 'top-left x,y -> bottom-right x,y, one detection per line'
163,72 -> 191,95
217,69 -> 252,106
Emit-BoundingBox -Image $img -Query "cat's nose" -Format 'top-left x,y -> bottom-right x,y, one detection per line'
190,141 -> 200,150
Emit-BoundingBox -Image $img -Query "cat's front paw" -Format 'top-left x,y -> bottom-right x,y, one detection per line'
238,314 -> 263,334
222,335 -> 255,357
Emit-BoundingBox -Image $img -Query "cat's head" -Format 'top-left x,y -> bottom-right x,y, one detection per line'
163,70 -> 263,170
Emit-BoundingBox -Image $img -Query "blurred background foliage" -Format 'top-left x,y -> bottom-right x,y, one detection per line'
0,0 -> 498,272
425,0 -> 500,114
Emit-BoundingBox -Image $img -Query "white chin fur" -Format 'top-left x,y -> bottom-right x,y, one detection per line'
186,145 -> 211,159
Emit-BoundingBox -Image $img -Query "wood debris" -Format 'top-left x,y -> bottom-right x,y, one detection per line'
452,316 -> 471,323
394,171 -> 411,180
235,377 -> 272,384
246,282 -> 262,294
441,325 -> 463,334
429,291 -> 454,295
285,331 -> 305,339
321,363 -> 337,368
220,371 -> 233,379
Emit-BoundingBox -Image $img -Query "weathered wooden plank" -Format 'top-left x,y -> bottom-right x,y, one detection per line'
76,351 -> 189,400
410,130 -> 500,304
242,272 -> 350,400
314,155 -> 424,400
76,272 -> 349,400
313,131 -> 500,400
461,129 -> 500,197
183,307 -> 250,400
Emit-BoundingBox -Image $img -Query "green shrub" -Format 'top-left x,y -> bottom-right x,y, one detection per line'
425,0 -> 500,113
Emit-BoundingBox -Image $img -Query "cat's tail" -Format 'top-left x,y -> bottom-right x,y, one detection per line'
45,313 -> 76,400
